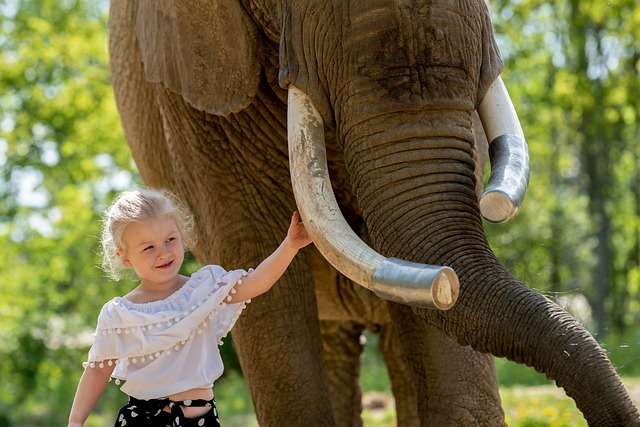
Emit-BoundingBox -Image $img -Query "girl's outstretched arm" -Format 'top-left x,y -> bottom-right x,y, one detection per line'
68,362 -> 116,427
228,211 -> 312,303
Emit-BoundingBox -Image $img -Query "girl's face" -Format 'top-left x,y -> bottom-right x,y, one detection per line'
116,216 -> 185,287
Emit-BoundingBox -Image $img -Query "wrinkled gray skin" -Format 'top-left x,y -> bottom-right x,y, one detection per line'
108,1 -> 639,425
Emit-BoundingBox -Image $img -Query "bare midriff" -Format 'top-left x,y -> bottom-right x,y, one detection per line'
163,387 -> 214,418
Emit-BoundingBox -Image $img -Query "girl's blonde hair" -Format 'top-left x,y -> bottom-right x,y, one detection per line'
100,188 -> 197,280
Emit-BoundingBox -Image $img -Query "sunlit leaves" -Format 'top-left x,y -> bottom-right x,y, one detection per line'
486,0 -> 640,334
0,0 -> 136,423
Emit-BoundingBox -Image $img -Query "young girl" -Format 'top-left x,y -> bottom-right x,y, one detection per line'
68,188 -> 312,427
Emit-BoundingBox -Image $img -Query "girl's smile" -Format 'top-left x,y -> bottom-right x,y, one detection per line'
157,260 -> 174,269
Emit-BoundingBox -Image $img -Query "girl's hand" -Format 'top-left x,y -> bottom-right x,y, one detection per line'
226,211 -> 313,303
286,211 -> 313,250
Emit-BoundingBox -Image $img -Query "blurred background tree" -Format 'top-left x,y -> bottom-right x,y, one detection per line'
487,0 -> 640,338
0,0 -> 139,424
0,0 -> 638,425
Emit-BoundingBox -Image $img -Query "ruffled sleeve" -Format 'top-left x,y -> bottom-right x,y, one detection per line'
84,265 -> 252,369
201,266 -> 253,344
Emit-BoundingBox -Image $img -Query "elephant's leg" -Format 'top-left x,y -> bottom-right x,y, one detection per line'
321,320 -> 365,427
233,266 -> 337,426
387,302 -> 506,426
377,323 -> 420,427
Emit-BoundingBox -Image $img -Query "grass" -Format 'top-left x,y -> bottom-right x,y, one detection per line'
500,385 -> 587,427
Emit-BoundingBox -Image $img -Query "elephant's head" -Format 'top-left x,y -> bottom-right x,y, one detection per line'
111,0 -> 639,425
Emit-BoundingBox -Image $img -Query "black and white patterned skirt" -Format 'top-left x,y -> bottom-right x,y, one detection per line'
114,396 -> 221,427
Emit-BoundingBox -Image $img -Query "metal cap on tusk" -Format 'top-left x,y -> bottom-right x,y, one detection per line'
287,85 -> 459,310
480,134 -> 530,223
372,259 -> 459,310
478,76 -> 530,223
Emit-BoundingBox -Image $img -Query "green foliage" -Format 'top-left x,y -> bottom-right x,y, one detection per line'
215,371 -> 257,423
495,358 -> 554,388
359,330 -> 393,392
0,1 -> 138,425
487,0 -> 640,337
600,329 -> 640,378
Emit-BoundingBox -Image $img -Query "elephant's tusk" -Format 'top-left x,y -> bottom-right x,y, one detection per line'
287,86 -> 459,310
477,76 -> 530,223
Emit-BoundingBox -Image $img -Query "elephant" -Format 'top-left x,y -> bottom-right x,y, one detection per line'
107,0 -> 640,426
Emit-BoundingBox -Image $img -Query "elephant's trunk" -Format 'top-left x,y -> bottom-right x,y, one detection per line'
337,100 -> 640,425
431,259 -> 640,426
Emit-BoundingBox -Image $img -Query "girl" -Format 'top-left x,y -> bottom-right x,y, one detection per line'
68,188 -> 312,427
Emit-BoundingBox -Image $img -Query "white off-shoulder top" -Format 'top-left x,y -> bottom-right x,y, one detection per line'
83,265 -> 252,399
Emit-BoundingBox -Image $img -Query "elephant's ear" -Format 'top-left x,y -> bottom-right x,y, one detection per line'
475,0 -> 504,108
134,0 -> 262,115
